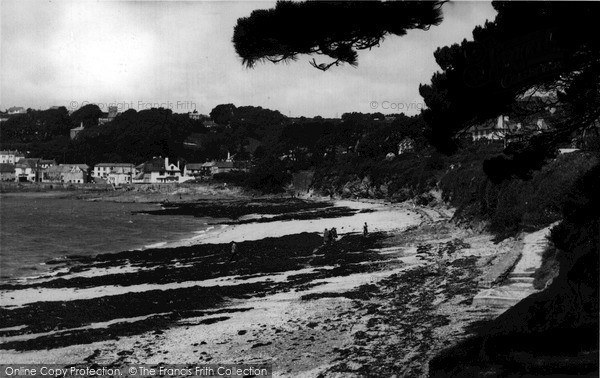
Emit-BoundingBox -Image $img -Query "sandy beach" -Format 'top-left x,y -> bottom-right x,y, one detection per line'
0,196 -> 529,376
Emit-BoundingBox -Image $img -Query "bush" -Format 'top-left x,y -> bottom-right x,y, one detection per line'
441,151 -> 598,237
532,244 -> 559,290
246,157 -> 291,193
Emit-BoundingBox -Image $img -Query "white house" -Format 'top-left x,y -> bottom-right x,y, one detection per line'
197,161 -> 235,176
93,163 -> 135,178
43,164 -> 88,183
108,167 -> 134,185
133,157 -> 191,183
7,107 -> 25,115
467,115 -> 509,141
183,163 -> 204,177
164,157 -> 182,179
15,159 -> 39,182
0,150 -> 25,164
93,163 -> 136,185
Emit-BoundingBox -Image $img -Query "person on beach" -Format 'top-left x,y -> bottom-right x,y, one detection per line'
228,241 -> 238,262
436,248 -> 445,274
323,228 -> 330,245
363,222 -> 369,237
330,227 -> 338,242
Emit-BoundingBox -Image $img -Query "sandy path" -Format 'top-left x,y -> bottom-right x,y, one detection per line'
512,223 -> 555,274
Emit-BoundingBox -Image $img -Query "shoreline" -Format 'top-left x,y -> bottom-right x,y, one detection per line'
0,193 -> 367,284
0,193 -> 539,376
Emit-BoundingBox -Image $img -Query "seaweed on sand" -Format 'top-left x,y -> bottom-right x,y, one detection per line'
0,232 -> 389,351
134,198 -> 332,220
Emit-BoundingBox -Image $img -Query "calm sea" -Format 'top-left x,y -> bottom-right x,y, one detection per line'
0,193 -> 210,281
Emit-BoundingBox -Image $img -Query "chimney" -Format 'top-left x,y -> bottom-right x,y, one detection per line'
165,157 -> 169,169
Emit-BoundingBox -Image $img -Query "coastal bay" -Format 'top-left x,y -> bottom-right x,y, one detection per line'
0,191 -> 520,376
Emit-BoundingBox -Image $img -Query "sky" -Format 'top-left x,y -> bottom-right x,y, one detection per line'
0,1 -> 497,118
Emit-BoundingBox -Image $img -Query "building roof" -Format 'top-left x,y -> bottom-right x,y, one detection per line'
469,119 -> 504,132
138,158 -> 165,173
16,158 -> 41,168
165,163 -> 181,172
95,163 -> 134,168
185,163 -> 205,170
60,164 -> 89,170
0,163 -> 15,173
46,165 -> 69,174
0,150 -> 24,156
111,167 -> 131,174
213,161 -> 234,169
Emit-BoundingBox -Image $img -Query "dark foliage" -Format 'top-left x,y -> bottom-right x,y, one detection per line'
70,104 -> 103,128
209,103 -> 236,126
442,151 -> 598,237
0,107 -> 72,144
246,156 -> 292,193
420,1 -> 600,175
233,0 -> 443,70
71,108 -> 198,165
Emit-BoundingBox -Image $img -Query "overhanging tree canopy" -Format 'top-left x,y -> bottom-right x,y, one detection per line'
233,0 -> 444,70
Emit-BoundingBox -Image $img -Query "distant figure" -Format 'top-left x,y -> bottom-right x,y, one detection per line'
363,222 -> 369,237
229,241 -> 238,262
323,228 -> 330,245
330,227 -> 338,242
436,248 -> 445,273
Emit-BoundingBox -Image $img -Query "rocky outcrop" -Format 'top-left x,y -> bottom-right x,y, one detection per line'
316,173 -> 439,206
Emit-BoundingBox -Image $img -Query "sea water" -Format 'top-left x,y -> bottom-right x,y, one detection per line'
0,193 -> 211,281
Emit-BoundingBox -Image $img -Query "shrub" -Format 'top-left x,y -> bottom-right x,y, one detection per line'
533,244 -> 559,290
246,157 -> 291,193
441,151 -> 598,237
212,171 -> 250,185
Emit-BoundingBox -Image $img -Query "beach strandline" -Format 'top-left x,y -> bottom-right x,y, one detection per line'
168,199 -> 423,247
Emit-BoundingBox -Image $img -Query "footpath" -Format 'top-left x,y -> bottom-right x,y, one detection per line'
472,224 -> 555,309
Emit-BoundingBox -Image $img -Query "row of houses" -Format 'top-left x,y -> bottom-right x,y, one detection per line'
128,158 -> 239,184
0,152 -> 240,184
0,158 -> 79,183
464,115 -> 550,142
0,150 -> 26,164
